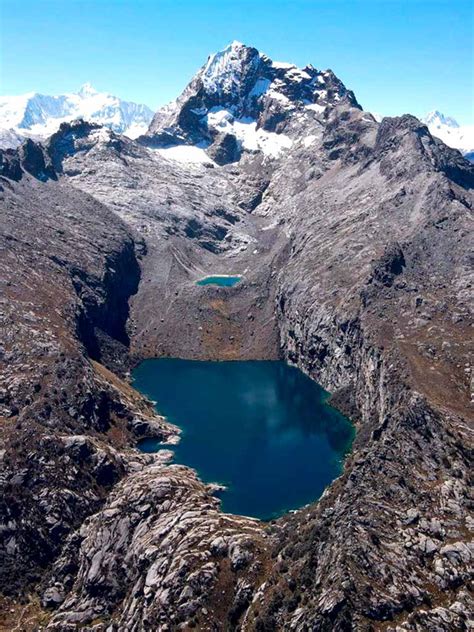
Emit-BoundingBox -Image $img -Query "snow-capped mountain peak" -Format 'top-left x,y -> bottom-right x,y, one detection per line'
423,110 -> 459,129
77,82 -> 100,98
0,85 -> 154,149
422,111 -> 473,159
146,41 -> 360,162
201,41 -> 261,97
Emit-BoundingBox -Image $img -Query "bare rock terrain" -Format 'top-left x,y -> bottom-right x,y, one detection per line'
0,42 -> 472,631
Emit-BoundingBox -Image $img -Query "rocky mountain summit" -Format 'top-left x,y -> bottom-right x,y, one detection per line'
0,42 -> 473,631
145,40 -> 361,163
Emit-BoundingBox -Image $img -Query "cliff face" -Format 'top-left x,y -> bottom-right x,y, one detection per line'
0,172 -> 175,598
0,43 -> 473,631
0,143 -> 272,632
146,41 -> 359,145
244,111 -> 473,630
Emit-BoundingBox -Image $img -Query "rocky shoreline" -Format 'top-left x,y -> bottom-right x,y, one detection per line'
1,42 -> 472,631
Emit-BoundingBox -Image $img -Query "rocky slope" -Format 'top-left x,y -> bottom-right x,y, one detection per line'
0,42 -> 472,631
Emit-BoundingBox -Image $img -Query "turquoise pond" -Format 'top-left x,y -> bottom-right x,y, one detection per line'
133,359 -> 354,520
196,275 -> 242,287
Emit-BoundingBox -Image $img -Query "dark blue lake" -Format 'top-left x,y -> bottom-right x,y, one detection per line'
133,359 -> 354,520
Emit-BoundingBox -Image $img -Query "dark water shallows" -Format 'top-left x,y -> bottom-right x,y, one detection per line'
133,359 -> 354,520
196,275 -> 242,286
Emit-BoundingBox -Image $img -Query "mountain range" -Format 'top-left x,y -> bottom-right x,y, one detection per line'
0,83 -> 153,147
0,41 -> 472,632
0,53 -> 471,159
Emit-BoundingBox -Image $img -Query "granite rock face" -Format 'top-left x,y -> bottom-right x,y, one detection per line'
46,464 -> 269,631
0,42 -> 472,631
145,40 -> 360,161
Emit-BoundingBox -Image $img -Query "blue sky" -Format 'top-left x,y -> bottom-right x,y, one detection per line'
1,0 -> 472,123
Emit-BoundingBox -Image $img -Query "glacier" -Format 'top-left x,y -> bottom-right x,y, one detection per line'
0,83 -> 153,148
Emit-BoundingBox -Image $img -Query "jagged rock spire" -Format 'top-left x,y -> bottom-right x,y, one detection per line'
146,41 -> 360,152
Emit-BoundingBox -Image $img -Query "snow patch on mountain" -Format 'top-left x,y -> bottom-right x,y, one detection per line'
0,84 -> 153,148
204,107 -> 293,157
152,144 -> 216,166
272,61 -> 296,70
302,134 -> 318,147
305,103 -> 325,113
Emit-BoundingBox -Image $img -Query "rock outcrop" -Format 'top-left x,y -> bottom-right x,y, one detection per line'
0,42 -> 472,631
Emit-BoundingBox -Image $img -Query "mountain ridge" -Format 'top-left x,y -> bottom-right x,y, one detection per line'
144,40 -> 361,163
0,84 -> 153,148
0,41 -> 472,632
1,42 -> 472,160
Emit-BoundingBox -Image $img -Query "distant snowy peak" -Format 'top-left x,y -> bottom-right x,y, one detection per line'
77,82 -> 99,98
423,110 -> 459,129
0,85 -> 154,148
0,127 -> 27,150
422,111 -> 474,158
146,40 -> 361,161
